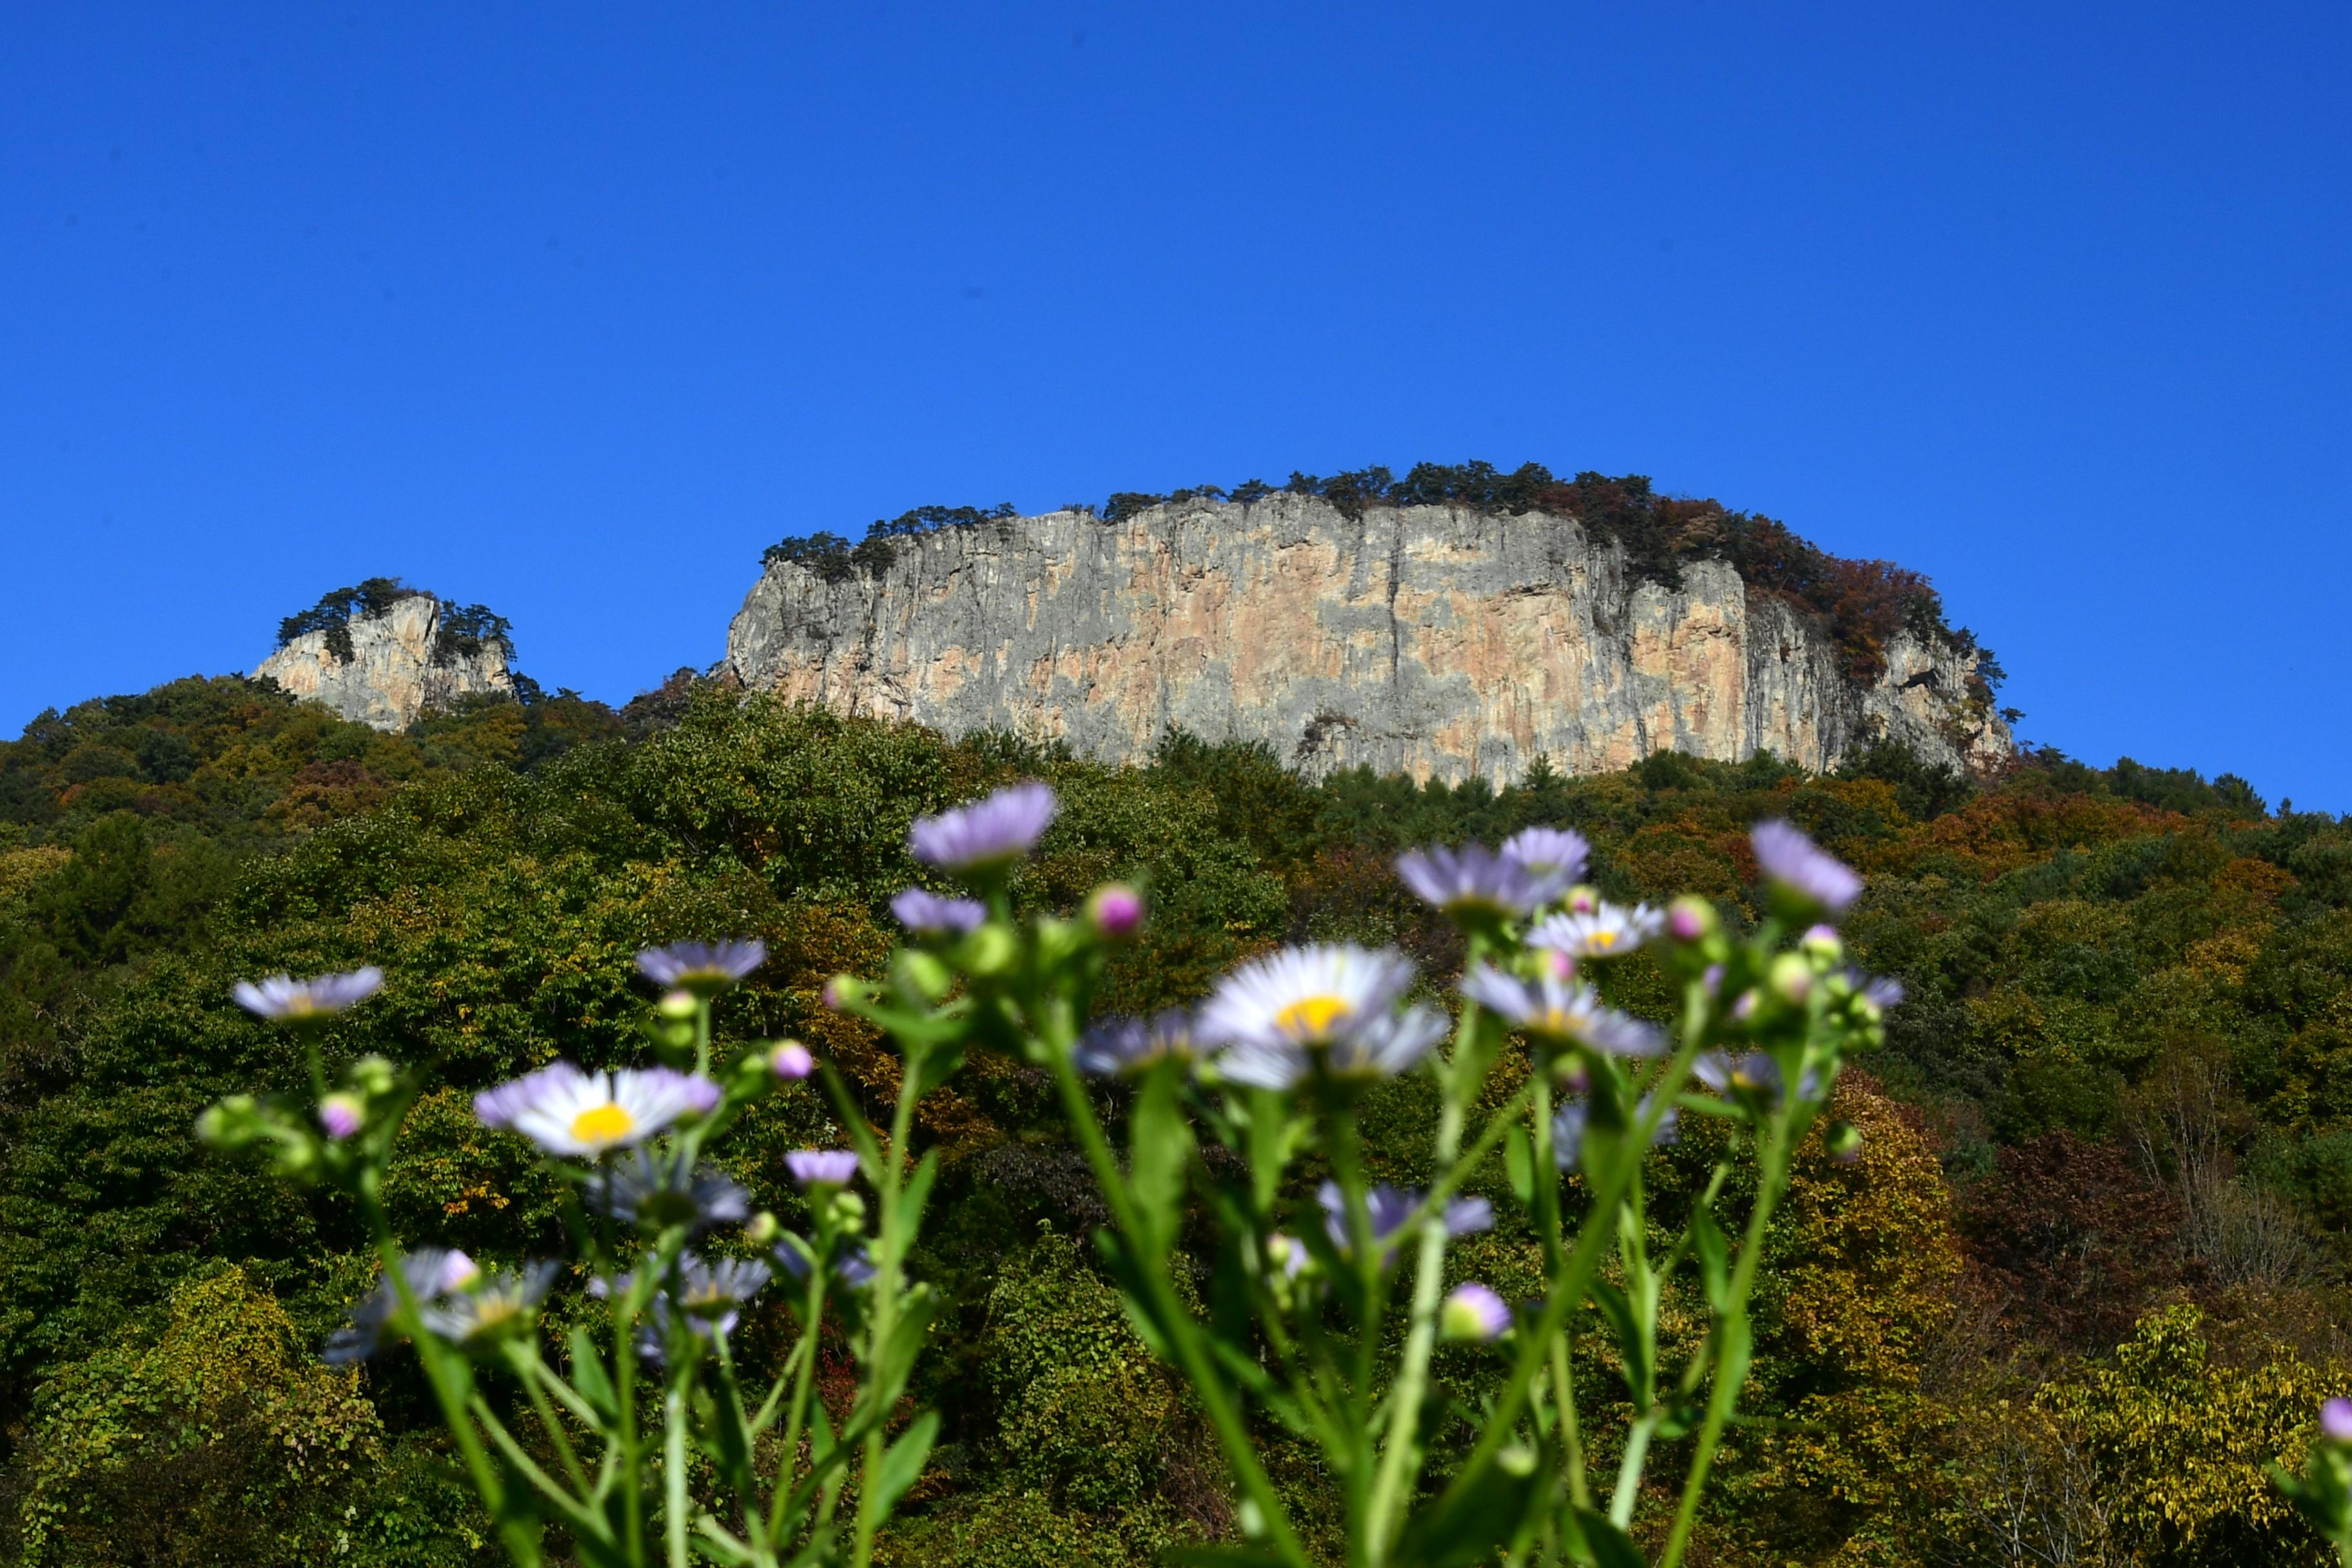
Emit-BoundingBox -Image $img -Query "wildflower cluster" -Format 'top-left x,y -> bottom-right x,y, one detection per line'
201,927 -> 945,1568
201,772 -> 1896,1568
847,793 -> 1894,1567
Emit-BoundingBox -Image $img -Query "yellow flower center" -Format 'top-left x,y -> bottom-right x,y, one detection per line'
571,1102 -> 637,1148
1539,1006 -> 1573,1034
1275,994 -> 1352,1041
471,1296 -> 521,1331
1587,930 -> 1618,950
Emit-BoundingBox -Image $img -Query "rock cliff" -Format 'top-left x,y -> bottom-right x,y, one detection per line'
726,495 -> 2011,784
255,594 -> 513,731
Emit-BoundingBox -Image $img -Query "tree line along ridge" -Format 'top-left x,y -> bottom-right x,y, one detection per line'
758,461 -> 2004,694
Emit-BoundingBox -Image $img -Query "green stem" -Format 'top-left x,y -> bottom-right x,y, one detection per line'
1361,1042 -> 1473,1559
1045,1043 -> 1315,1568
1529,1072 -> 1589,1511
1423,982 -> 1714,1528
665,1377 -> 691,1568
1656,1119 -> 1788,1568
363,1195 -> 544,1567
765,1269 -> 828,1543
850,1035 -> 925,1568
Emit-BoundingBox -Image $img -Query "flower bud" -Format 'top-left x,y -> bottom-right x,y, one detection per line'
1440,1282 -> 1512,1342
1768,952 -> 1814,1004
827,1190 -> 868,1230
2324,1397 -> 2352,1443
959,923 -> 1018,977
897,949 -> 953,1001
744,1211 -> 781,1246
769,1040 -> 814,1080
1667,896 -> 1718,943
1540,948 -> 1575,983
197,1095 -> 264,1149
1798,924 -> 1843,963
822,975 -> 867,1012
656,990 -> 700,1021
348,1055 -> 398,1096
1550,1056 -> 1591,1095
1566,885 -> 1600,916
318,1093 -> 364,1141
1086,883 -> 1146,941
1823,1121 -> 1864,1164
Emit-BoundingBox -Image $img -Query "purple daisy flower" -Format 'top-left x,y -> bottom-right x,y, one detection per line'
585,1148 -> 752,1232
233,966 -> 384,1021
2324,1398 -> 2352,1442
785,1148 -> 861,1189
776,1233 -> 878,1289
1459,965 -> 1665,1057
1501,826 -> 1590,887
1750,820 -> 1863,916
1074,1010 -> 1201,1076
1442,1282 -> 1513,1342
1396,843 -> 1568,919
1317,1181 -> 1492,1266
421,1260 -> 562,1347
1844,969 -> 1906,1012
1552,1096 -> 1680,1170
637,939 -> 767,992
890,887 -> 986,937
908,781 -> 1059,872
324,1248 -> 480,1364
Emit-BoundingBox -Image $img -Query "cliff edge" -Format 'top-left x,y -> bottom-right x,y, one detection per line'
725,492 -> 2012,785
255,587 -> 513,732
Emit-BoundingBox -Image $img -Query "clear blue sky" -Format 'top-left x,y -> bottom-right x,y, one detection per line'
5,5 -> 2347,805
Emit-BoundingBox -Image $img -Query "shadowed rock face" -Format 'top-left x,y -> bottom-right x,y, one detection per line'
727,495 -> 2012,784
255,596 -> 512,732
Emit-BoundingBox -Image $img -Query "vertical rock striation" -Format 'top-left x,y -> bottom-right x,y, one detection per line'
255,595 -> 513,732
725,495 -> 2011,783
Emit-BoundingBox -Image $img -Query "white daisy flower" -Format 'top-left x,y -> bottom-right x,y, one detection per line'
1199,943 -> 1415,1051
1459,965 -> 1665,1056
1218,1003 -> 1448,1089
473,1062 -> 720,1157
1529,901 -> 1665,959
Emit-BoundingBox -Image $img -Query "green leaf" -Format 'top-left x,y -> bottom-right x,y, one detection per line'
897,1149 -> 940,1239
1569,1509 -> 1647,1568
1130,1058 -> 1196,1253
1394,1454 -> 1545,1568
1691,1206 -> 1730,1313
1715,1311 -> 1753,1402
567,1326 -> 616,1422
1504,1122 -> 1534,1206
1589,1279 -> 1648,1396
872,1409 -> 940,1518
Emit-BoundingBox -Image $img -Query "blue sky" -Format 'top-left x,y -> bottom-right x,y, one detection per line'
4,4 -> 2347,805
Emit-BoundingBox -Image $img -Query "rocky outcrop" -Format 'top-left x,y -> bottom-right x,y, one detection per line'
255,595 -> 513,732
725,495 -> 2012,784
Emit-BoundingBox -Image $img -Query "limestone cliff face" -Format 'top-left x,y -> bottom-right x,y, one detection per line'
255,595 -> 513,732
726,495 -> 2012,783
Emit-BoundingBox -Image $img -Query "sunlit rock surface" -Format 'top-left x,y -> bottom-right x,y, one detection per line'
726,495 -> 2012,784
255,595 -> 512,732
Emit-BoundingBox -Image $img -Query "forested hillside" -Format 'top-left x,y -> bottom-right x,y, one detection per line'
0,671 -> 2341,1565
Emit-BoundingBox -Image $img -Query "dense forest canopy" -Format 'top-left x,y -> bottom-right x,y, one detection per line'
761,463 -> 2002,691
0,666 -> 2339,1564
